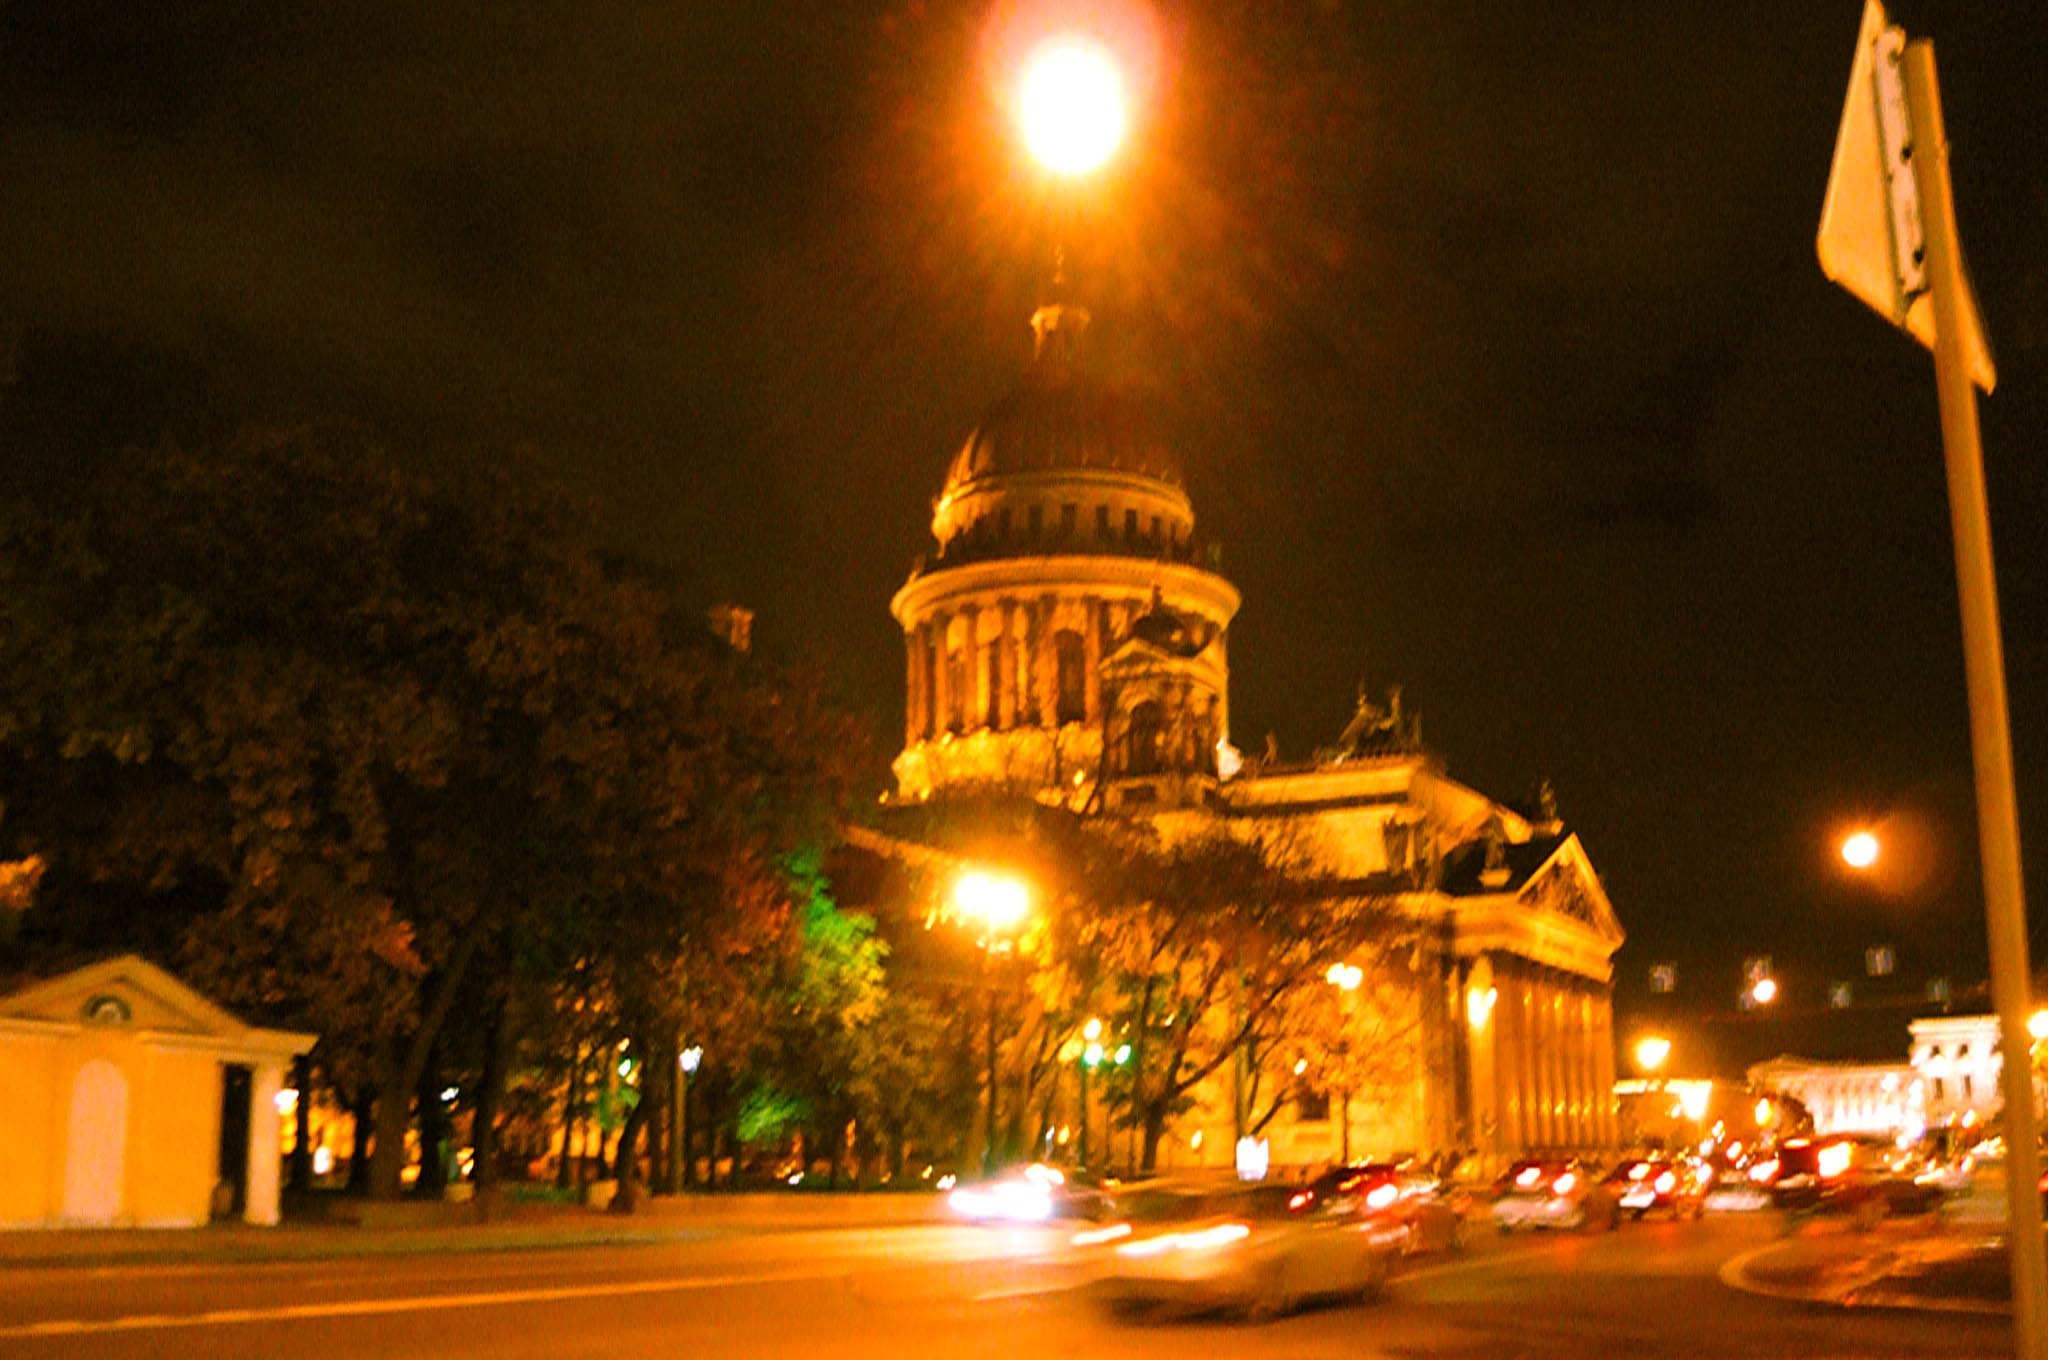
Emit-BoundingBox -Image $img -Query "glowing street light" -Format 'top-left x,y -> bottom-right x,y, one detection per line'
955,870 -> 1030,935
1325,962 -> 1364,991
1634,1035 -> 1672,1075
2029,1009 -> 2048,1043
1016,36 -> 1128,176
955,869 -> 1031,1171
1750,976 -> 1779,1006
1841,830 -> 1880,870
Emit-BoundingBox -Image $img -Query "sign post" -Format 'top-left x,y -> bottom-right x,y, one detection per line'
1820,8 -> 2041,1356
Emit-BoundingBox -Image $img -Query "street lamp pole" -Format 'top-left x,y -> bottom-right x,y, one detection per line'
983,950 -> 999,1173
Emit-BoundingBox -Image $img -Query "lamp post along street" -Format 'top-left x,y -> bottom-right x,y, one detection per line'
984,950 -> 999,1172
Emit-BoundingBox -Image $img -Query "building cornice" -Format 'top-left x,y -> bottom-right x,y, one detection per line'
891,558 -> 1240,629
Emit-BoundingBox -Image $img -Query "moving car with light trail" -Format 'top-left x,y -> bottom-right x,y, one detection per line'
944,1163 -> 1110,1223
1604,1155 -> 1703,1220
1491,1159 -> 1618,1232
1086,1183 -> 1390,1318
1303,1162 -> 1470,1254
1764,1135 -> 1946,1222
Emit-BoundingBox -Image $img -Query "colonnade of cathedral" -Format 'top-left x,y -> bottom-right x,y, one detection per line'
905,591 -> 1230,747
1466,955 -> 1618,1155
904,596 -> 1095,744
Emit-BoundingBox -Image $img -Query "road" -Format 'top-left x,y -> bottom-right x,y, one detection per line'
0,1213 -> 2014,1359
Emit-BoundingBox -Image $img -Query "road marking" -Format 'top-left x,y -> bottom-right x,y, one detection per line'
1717,1240 -> 1827,1303
0,1265 -> 845,1340
972,1278 -> 1088,1302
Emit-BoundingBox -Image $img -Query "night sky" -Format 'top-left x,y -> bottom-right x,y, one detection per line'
3,0 -> 2045,1073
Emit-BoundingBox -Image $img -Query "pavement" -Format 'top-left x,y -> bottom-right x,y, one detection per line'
0,1190 -> 945,1269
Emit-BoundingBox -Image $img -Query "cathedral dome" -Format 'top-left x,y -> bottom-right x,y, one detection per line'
940,370 -> 1183,499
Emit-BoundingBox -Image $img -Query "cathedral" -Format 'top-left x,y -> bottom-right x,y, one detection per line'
883,292 -> 1624,1171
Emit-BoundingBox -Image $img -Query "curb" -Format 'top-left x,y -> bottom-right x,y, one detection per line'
1719,1231 -> 2010,1316
0,1196 -> 950,1271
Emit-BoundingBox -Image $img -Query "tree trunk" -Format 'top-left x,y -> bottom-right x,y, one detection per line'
348,1086 -> 375,1192
1140,1103 -> 1167,1173
289,1056 -> 314,1191
472,998 -> 508,1192
610,1089 -> 651,1214
416,1045 -> 448,1196
366,941 -> 479,1199
368,1040 -> 411,1199
557,1044 -> 583,1190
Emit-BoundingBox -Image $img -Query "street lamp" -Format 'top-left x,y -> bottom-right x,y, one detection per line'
1749,976 -> 1779,1007
1634,1035 -> 1672,1076
1016,35 -> 1128,177
1841,830 -> 1881,870
955,869 -> 1030,1171
1078,1017 -> 1104,1170
670,1044 -> 703,1194
1323,961 -> 1366,1163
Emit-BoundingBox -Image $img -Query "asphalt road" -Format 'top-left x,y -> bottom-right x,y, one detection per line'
0,1213 -> 2014,1360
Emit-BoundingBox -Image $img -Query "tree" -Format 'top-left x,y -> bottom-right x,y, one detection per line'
1060,823 -> 1405,1171
0,422 -> 865,1204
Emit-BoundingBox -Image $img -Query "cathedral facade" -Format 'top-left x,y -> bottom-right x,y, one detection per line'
888,298 -> 1624,1170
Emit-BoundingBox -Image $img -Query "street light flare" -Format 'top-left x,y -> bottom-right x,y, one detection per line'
1634,1035 -> 1671,1073
955,870 -> 1030,932
1750,976 -> 1779,1005
1017,36 -> 1127,175
1841,830 -> 1880,869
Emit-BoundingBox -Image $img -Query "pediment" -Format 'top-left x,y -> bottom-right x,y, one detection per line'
2,954 -> 261,1039
1515,836 -> 1625,948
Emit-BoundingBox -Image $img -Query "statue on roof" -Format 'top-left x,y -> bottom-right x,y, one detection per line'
1318,682 -> 1422,763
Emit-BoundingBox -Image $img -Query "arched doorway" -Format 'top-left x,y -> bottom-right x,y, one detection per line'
62,1059 -> 129,1225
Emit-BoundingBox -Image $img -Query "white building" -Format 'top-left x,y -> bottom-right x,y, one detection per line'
1746,1012 -> 2015,1141
1746,1056 -> 1924,1137
1910,1014 -> 2004,1131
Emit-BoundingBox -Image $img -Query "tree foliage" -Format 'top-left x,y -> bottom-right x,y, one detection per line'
0,423 -> 864,1199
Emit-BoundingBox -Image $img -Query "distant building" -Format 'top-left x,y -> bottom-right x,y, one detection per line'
880,297 -> 1624,1168
0,955 -> 314,1228
1746,1056 -> 1923,1137
1910,1014 -> 2004,1130
1744,1013 -> 2015,1141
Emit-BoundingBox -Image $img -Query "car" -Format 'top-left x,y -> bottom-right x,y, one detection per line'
1087,1183 -> 1390,1318
944,1162 -> 1112,1223
1303,1162 -> 1470,1255
1491,1158 -> 1618,1232
1603,1155 -> 1704,1220
1764,1135 -> 1947,1223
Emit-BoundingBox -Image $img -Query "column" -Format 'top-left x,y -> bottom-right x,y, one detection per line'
1594,994 -> 1618,1146
930,610 -> 952,735
1466,956 -> 1498,1163
1580,989 -> 1599,1147
1035,598 -> 1058,727
1083,598 -> 1104,724
1500,964 -> 1525,1154
245,1060 -> 286,1225
996,600 -> 1017,730
1018,601 -> 1039,726
904,627 -> 924,746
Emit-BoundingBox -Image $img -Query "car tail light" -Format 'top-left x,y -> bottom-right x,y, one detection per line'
1552,1172 -> 1577,1195
1627,1163 -> 1650,1182
1747,1157 -> 1779,1184
1515,1166 -> 1543,1189
1366,1182 -> 1400,1211
1817,1143 -> 1854,1180
1653,1171 -> 1677,1194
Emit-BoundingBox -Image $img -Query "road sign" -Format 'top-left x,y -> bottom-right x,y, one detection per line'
1817,0 -> 1995,392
